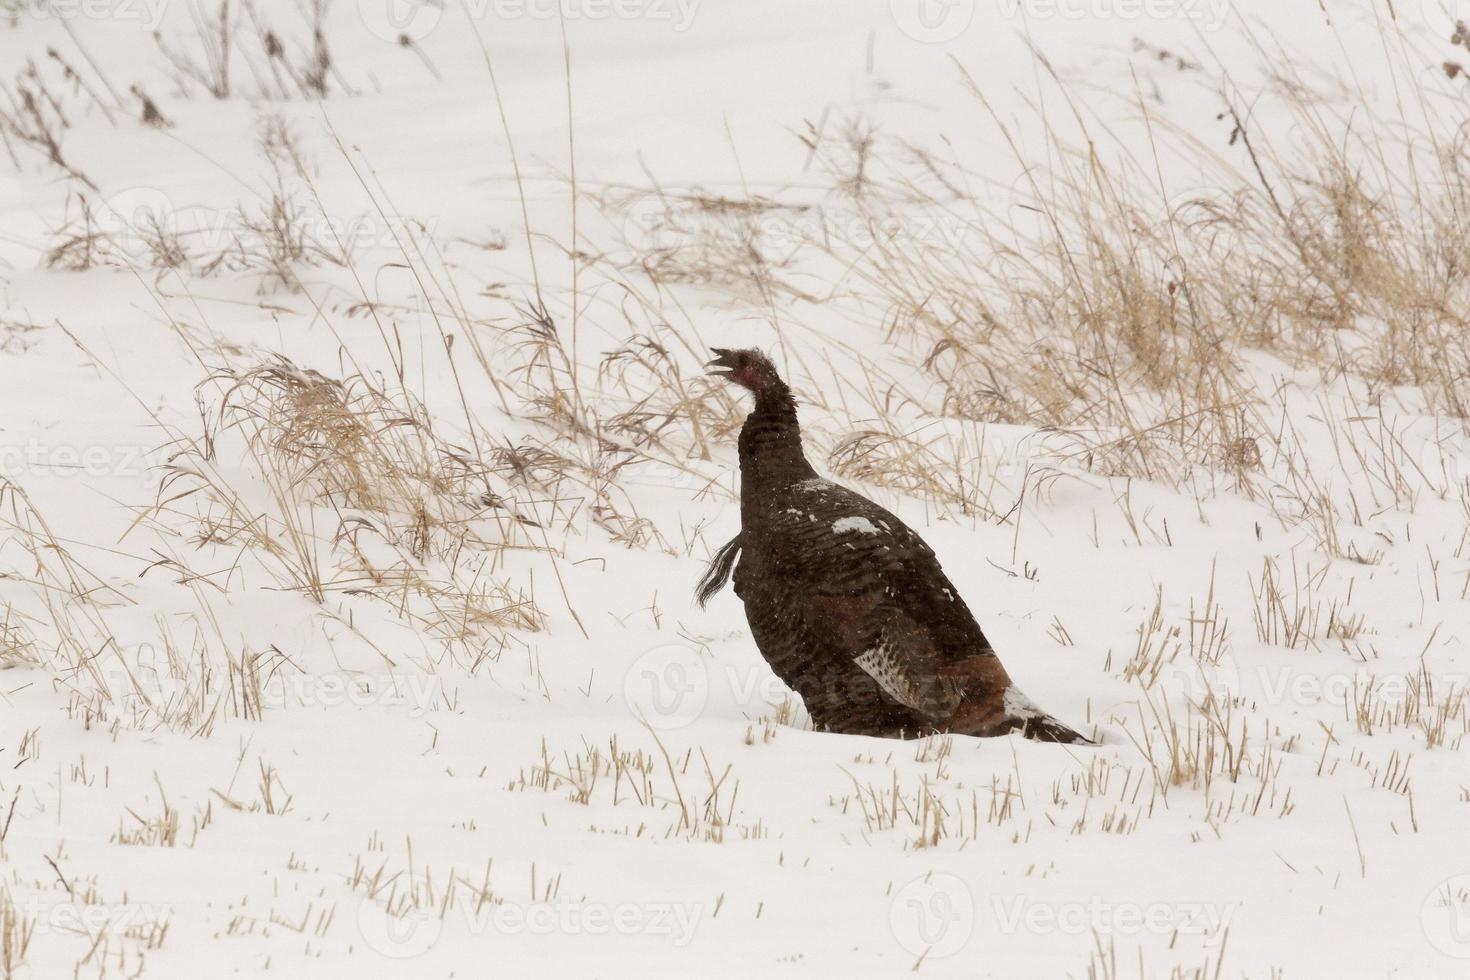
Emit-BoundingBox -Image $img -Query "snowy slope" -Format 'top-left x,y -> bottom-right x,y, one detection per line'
3,1 -> 1470,977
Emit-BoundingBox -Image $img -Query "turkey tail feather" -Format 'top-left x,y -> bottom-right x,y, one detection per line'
949,685 -> 1094,745
696,534 -> 742,607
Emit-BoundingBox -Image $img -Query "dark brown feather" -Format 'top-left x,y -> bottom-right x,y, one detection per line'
702,348 -> 1090,744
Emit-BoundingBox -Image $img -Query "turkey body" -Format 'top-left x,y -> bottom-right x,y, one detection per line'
699,348 -> 1089,744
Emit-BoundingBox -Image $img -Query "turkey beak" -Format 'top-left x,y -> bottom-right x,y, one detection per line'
705,348 -> 737,379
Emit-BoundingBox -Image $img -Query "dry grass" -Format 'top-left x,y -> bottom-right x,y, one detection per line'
509,730 -> 759,843
2,10 -> 1469,975
143,356 -> 547,674
0,886 -> 33,980
580,21 -> 1470,551
1082,930 -> 1244,980
152,0 -> 340,101
0,9 -> 1464,980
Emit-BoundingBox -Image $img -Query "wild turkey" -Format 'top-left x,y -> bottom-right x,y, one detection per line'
698,348 -> 1090,744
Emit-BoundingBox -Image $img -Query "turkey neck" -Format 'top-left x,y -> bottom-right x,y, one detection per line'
737,380 -> 818,507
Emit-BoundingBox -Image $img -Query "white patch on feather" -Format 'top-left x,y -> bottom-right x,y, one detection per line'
833,516 -> 882,535
1004,687 -> 1044,721
854,644 -> 921,711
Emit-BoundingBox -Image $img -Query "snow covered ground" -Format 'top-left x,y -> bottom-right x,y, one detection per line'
3,0 -> 1470,976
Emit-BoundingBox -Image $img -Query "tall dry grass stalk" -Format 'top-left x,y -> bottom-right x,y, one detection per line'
591,18 -> 1470,569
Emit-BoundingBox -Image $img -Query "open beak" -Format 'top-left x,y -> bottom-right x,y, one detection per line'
705,347 -> 738,379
